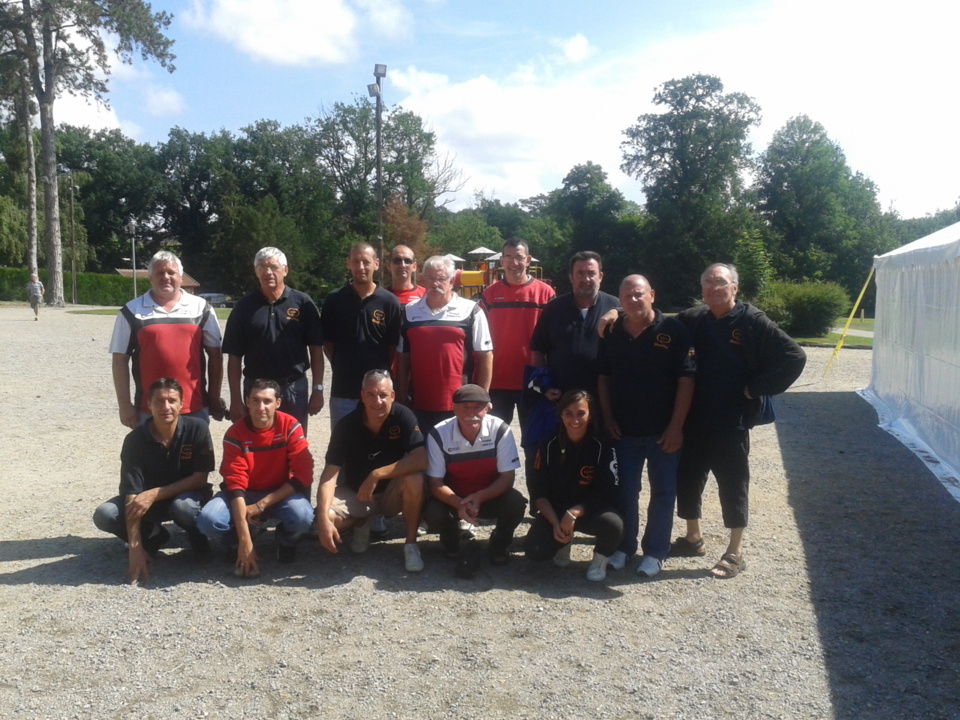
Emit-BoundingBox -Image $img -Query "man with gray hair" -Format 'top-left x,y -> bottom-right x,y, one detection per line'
110,251 -> 223,428
396,255 -> 493,431
223,247 -> 325,433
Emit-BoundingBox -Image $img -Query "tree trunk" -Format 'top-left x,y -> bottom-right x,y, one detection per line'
18,59 -> 39,276
38,97 -> 63,306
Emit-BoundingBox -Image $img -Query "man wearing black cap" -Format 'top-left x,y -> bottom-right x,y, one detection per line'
422,384 -> 526,577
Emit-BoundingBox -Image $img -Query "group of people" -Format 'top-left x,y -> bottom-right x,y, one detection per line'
95,238 -> 806,585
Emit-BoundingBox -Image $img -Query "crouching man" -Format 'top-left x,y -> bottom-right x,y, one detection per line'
93,377 -> 214,584
315,370 -> 427,572
423,384 -> 526,578
197,379 -> 315,577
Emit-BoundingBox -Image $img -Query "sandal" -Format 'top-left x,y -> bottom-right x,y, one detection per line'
669,536 -> 706,557
710,552 -> 745,579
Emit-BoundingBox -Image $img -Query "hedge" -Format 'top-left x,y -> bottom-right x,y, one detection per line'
758,280 -> 851,337
1,267 -> 137,306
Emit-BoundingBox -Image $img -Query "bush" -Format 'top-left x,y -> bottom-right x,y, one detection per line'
757,280 -> 850,337
0,267 -> 137,306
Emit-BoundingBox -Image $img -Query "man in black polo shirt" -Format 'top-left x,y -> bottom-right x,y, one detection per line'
598,275 -> 695,577
315,369 -> 427,573
321,242 -> 402,429
93,377 -> 215,584
530,251 -> 619,398
223,247 -> 325,433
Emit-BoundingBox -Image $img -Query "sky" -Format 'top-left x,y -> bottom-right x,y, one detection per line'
57,0 -> 960,220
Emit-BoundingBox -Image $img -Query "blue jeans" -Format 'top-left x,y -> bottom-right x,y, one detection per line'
616,435 -> 679,560
329,396 -> 360,430
196,490 -> 314,547
244,377 -> 310,432
93,490 -> 207,543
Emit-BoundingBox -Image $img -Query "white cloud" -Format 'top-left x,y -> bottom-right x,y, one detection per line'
181,0 -> 412,66
56,93 -> 121,132
394,0 -> 960,217
145,86 -> 186,117
555,33 -> 593,64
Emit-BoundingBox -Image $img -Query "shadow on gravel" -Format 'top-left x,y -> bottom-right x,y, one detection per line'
777,390 -> 960,720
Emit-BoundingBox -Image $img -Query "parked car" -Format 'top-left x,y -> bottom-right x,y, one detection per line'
199,292 -> 229,308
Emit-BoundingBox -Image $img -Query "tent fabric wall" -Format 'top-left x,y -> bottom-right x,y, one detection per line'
858,221 -> 960,501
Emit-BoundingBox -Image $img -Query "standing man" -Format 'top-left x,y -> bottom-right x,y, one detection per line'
321,242 -> 402,429
423,384 -> 525,578
530,251 -> 619,398
110,251 -> 223,428
673,263 -> 806,579
598,275 -> 695,577
223,247 -> 325,433
197,379 -> 315,577
315,370 -> 428,572
479,237 -> 555,426
387,245 -> 426,306
25,273 -> 44,320
396,255 -> 493,431
93,378 -> 215,584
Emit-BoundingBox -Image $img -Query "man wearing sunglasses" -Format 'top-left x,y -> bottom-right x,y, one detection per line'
387,245 -> 426,306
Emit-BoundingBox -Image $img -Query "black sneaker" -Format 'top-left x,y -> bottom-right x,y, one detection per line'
455,539 -> 482,579
277,544 -> 297,564
188,533 -> 213,562
142,526 -> 171,559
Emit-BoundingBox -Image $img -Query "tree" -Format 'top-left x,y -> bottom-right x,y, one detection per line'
2,0 -> 174,305
756,115 -> 896,302
621,74 -> 761,305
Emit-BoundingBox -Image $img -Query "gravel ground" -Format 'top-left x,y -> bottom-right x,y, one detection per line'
1,305 -> 958,720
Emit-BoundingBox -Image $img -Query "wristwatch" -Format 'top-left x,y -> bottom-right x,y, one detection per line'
314,384 -> 325,392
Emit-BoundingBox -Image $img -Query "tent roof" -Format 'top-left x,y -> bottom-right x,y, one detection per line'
468,246 -> 496,255
875,220 -> 960,268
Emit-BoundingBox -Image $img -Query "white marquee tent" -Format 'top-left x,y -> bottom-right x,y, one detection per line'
858,220 -> 960,501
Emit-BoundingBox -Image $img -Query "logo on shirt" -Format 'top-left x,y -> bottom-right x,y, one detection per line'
655,333 -> 672,350
180,444 -> 193,461
388,425 -> 402,439
579,465 -> 596,484
371,309 -> 386,327
730,328 -> 744,345
286,308 -> 300,322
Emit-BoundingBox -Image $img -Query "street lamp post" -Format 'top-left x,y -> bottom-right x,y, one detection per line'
68,182 -> 77,304
368,63 -> 387,283
125,220 -> 137,298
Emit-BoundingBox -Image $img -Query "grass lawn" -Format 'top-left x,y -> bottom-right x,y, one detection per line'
69,307 -> 233,321
795,332 -> 872,348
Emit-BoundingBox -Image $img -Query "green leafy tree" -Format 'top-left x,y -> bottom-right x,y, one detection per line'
2,0 -> 174,305
621,74 -> 761,305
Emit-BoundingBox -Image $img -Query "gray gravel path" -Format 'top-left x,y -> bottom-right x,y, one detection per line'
0,306 -> 957,719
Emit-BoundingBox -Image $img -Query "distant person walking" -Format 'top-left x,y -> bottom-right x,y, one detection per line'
26,274 -> 44,320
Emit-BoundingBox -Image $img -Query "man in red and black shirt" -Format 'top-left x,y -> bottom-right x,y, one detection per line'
479,237 -> 555,426
196,379 -> 315,577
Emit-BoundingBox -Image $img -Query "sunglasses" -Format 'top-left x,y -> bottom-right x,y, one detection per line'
391,257 -> 416,265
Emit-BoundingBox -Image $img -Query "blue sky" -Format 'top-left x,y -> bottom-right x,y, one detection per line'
59,0 -> 960,219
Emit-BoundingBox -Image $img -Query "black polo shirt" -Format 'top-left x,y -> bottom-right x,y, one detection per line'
598,311 -> 696,437
324,403 -> 423,492
320,283 -> 401,398
119,416 -> 215,495
529,290 -> 620,394
222,287 -> 324,383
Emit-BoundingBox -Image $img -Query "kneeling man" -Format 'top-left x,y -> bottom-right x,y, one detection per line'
316,370 -> 427,572
423,384 -> 526,578
94,377 -> 214,584
197,379 -> 315,577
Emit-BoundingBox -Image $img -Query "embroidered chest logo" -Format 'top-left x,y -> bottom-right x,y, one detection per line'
388,425 -> 402,439
180,444 -> 193,461
371,309 -> 386,327
654,332 -> 672,350
730,328 -> 744,346
579,465 -> 596,484
286,308 -> 300,322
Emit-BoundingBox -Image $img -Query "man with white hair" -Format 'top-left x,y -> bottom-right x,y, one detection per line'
110,251 -> 223,428
223,247 -> 325,433
396,255 -> 493,431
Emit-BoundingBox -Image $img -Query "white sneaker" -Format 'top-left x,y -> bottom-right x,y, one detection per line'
417,523 -> 428,537
459,519 -> 477,537
586,551 -> 610,582
403,543 -> 424,572
607,550 -> 628,571
636,555 -> 663,577
552,543 -> 573,567
351,522 -> 371,553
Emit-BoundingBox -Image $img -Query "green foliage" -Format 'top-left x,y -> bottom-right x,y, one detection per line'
0,266 -> 131,304
733,229 -> 773,300
427,210 -> 502,259
757,280 -> 850,337
0,195 -> 26,266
